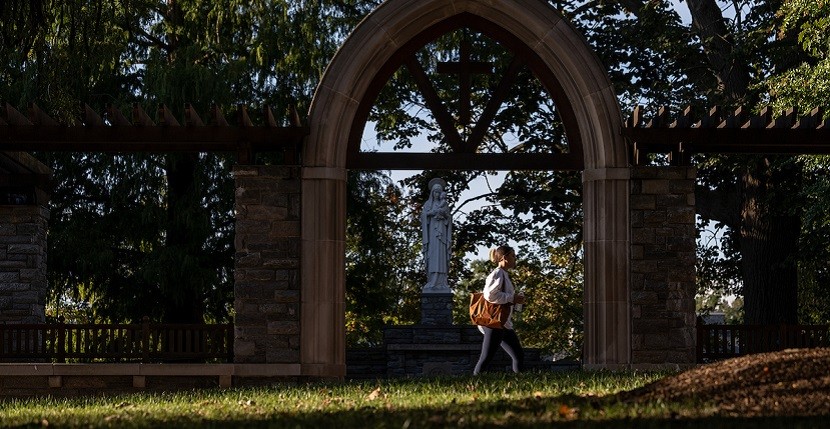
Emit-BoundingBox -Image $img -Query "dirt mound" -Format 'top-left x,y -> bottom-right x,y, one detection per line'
621,348 -> 830,416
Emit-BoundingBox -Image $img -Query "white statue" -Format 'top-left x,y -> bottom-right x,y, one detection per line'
421,178 -> 452,293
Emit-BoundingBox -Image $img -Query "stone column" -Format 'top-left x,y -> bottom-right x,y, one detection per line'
582,168 -> 631,369
0,205 -> 49,324
300,167 -> 346,378
233,166 -> 301,364
629,166 -> 697,369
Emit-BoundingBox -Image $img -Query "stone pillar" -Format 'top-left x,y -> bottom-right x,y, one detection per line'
582,168 -> 631,369
233,166 -> 301,364
629,166 -> 697,369
0,152 -> 51,325
0,205 -> 49,324
300,167 -> 346,378
420,293 -> 453,325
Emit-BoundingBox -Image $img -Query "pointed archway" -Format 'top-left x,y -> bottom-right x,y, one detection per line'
303,0 -> 630,376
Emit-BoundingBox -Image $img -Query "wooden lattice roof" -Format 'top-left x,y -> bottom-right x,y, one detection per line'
0,102 -> 309,164
622,106 -> 830,165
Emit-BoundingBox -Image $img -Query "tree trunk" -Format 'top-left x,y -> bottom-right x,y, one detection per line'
164,153 -> 205,324
739,160 -> 800,324
158,0 -> 203,324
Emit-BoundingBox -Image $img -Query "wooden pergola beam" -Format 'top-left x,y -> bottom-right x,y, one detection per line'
0,102 -> 309,164
184,103 -> 204,127
158,104 -> 180,127
624,105 -> 830,163
211,104 -> 229,127
622,127 -> 830,154
348,152 -> 582,170
4,103 -> 32,126
0,126 -> 308,152
106,104 -> 132,126
82,104 -> 105,127
28,102 -> 59,126
132,103 -> 155,127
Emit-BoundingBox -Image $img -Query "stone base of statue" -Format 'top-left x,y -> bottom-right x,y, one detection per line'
420,292 -> 453,325
344,289 -> 577,378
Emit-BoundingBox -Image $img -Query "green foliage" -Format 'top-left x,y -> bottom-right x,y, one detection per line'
512,246 -> 584,358
696,290 -> 744,324
563,0 -> 712,110
762,0 -> 830,134
778,0 -> 830,58
696,221 -> 741,299
345,171 -> 421,346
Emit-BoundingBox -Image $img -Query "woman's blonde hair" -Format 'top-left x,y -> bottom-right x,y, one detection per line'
489,245 -> 514,264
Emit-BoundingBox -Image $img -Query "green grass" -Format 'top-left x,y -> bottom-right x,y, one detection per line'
0,371 -> 823,428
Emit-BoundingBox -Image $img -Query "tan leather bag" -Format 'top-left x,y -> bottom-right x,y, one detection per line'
469,292 -> 510,329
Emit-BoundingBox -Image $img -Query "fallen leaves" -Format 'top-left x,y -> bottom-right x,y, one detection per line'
558,403 -> 580,420
622,348 -> 830,417
366,387 -> 382,401
237,399 -> 256,407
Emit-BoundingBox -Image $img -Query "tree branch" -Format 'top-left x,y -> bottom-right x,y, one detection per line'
119,20 -> 170,52
685,0 -> 751,102
695,182 -> 740,229
453,192 -> 498,215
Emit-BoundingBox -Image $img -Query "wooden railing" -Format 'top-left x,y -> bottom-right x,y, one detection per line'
697,324 -> 830,363
0,317 -> 233,363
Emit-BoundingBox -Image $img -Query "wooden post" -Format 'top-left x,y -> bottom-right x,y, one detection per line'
226,322 -> 234,363
56,316 -> 66,363
142,316 -> 150,362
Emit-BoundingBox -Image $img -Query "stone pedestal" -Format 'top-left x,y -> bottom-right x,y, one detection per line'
420,292 -> 453,325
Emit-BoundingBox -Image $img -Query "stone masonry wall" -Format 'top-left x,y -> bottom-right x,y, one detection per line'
630,166 -> 697,367
233,166 -> 301,364
0,205 -> 49,324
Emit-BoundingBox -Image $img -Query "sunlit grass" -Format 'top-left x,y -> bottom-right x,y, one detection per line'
0,371 -> 820,428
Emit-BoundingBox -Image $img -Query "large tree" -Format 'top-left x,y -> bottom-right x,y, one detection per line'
1,0 -> 377,324
685,0 -> 812,325
575,0 -> 810,325
762,0 -> 830,324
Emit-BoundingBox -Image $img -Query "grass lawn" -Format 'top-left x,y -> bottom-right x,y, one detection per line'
0,370 -> 824,428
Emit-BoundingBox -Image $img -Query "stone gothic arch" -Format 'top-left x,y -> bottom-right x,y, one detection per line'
303,0 -> 631,376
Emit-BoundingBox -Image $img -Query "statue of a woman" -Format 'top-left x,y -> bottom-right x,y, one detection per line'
421,178 -> 452,292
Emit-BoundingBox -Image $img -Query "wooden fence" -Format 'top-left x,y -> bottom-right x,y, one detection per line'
697,324 -> 830,362
0,317 -> 233,363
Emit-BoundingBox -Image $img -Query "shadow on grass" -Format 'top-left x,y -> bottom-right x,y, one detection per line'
7,372 -> 827,428
26,393 -> 823,429
137,411 -> 830,429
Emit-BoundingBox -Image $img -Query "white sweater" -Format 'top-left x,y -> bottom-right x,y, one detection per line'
481,267 -> 516,330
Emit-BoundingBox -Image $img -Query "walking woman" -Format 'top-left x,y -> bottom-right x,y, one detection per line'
473,245 -> 525,375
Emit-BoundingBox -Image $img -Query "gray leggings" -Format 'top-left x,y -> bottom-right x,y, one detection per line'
474,327 -> 524,375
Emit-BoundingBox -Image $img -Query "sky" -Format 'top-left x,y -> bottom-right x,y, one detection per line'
672,0 -> 692,24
